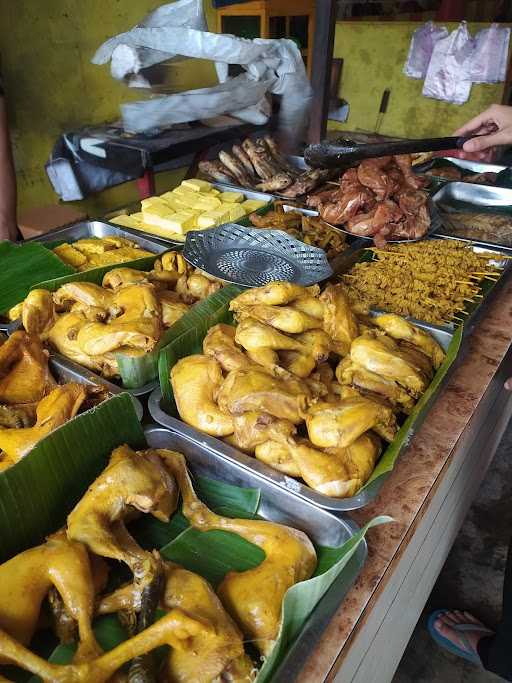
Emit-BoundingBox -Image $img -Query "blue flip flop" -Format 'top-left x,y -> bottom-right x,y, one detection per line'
427,609 -> 493,666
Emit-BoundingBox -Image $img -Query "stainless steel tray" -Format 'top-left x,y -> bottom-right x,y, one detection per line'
432,182 -> 512,249
149,317 -> 454,513
416,156 -> 507,176
49,355 -> 143,420
144,424 -> 366,681
26,219 -> 170,254
50,352 -> 157,398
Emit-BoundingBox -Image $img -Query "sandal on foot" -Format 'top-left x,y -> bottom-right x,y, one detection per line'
427,609 -> 493,666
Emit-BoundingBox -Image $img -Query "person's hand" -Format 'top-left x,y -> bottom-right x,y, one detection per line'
505,377 -> 512,391
455,104 -> 512,156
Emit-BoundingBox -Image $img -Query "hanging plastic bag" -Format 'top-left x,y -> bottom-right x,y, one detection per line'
92,5 -> 312,143
423,22 -> 475,105
470,23 -> 510,84
403,21 -> 448,79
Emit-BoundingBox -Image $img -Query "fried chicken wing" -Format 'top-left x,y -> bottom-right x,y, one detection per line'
254,439 -> 301,476
237,304 -> 321,334
350,334 -> 429,397
102,268 -> 148,290
373,314 -> 445,369
230,281 -> 308,310
217,368 -> 310,424
235,318 -> 306,354
306,397 -> 397,448
203,324 -> 253,373
157,291 -> 189,328
230,411 -> 296,453
53,283 -> 115,320
171,355 -> 234,437
320,284 -> 359,356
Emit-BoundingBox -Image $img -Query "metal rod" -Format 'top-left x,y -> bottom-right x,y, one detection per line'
307,0 -> 337,144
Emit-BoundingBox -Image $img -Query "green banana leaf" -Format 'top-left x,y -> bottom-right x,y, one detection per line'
0,389 -> 389,682
0,241 -> 75,315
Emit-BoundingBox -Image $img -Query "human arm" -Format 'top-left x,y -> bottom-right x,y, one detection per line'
0,88 -> 17,241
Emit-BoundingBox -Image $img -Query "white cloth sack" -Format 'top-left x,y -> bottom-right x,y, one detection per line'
423,22 -> 475,105
470,23 -> 510,84
403,21 -> 448,79
92,5 -> 312,142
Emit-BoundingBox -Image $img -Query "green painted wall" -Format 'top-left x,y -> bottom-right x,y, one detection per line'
329,21 -> 508,138
0,1 -> 217,216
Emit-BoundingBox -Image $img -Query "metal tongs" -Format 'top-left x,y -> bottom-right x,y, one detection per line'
304,135 -> 479,168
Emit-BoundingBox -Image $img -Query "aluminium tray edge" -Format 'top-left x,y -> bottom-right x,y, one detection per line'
144,423 -> 367,682
48,355 -> 144,420
25,220 -> 170,255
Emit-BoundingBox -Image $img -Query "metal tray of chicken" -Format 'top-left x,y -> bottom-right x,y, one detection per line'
49,355 -> 144,420
26,219 -> 171,254
144,424 -> 367,681
147,320 -> 453,513
432,182 -> 512,250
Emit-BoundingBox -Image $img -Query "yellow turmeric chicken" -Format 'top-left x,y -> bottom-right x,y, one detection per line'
156,448 -> 317,656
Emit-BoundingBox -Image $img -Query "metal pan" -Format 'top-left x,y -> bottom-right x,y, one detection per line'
432,182 -> 512,249
415,156 -> 507,176
149,318 -> 453,513
49,355 -> 143,420
25,219 -> 170,254
107,184 -> 274,248
144,424 -> 367,681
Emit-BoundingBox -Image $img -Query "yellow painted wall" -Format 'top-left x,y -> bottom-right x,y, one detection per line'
329,21 -> 508,138
0,1 -> 217,216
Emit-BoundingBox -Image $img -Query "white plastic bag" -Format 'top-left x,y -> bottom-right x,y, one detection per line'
92,5 -> 312,142
470,23 -> 510,84
403,21 -> 448,79
423,22 -> 475,105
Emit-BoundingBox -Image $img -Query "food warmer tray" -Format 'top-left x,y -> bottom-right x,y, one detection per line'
144,424 -> 367,682
106,184 -> 275,248
26,219 -> 171,254
432,182 -> 512,249
49,355 -> 143,420
148,321 -> 455,513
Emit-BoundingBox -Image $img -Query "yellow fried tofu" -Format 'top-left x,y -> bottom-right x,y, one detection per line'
240,199 -> 267,213
110,214 -> 143,229
181,178 -> 212,193
218,191 -> 244,203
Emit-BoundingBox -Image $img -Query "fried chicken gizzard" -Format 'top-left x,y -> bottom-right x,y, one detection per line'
307,154 -> 430,246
